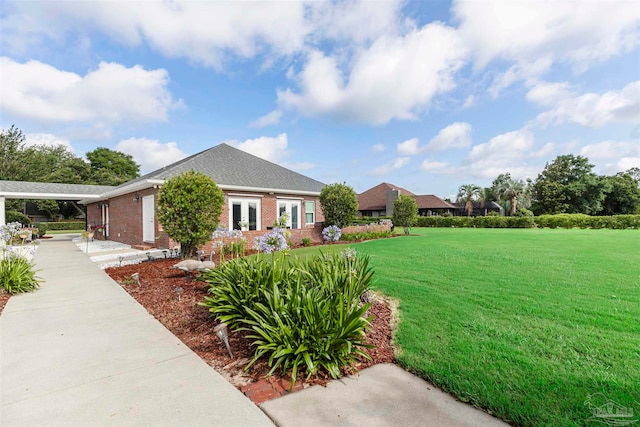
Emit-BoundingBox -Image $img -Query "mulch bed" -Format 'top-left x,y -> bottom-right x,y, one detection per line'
0,290 -> 10,314
105,256 -> 396,404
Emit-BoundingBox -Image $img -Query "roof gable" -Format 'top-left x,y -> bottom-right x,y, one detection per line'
414,195 -> 456,210
357,182 -> 415,211
113,143 -> 325,194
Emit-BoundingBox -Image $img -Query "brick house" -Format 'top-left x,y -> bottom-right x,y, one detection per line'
357,182 -> 456,217
83,143 -> 325,249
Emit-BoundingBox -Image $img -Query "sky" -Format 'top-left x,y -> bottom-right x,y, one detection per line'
1,0 -> 639,198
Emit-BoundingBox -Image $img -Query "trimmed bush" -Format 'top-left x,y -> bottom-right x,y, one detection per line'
46,221 -> 86,231
36,222 -> 48,237
535,214 -> 640,229
202,251 -> 373,384
5,211 -> 31,226
415,216 -> 534,228
340,230 -> 392,241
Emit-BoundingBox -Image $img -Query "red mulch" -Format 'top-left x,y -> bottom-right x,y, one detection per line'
105,256 -> 395,404
0,290 -> 10,314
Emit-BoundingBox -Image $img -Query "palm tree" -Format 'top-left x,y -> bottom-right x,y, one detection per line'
496,178 -> 526,215
457,184 -> 483,216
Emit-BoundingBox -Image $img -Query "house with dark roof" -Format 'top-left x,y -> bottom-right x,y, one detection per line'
357,182 -> 456,217
83,143 -> 326,248
454,201 -> 505,217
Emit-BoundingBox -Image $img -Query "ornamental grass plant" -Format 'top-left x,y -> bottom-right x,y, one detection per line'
201,250 -> 373,385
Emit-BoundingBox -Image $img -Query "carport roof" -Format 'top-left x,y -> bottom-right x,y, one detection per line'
0,180 -> 115,200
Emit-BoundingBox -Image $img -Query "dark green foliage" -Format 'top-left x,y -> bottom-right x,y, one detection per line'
301,237 -> 312,246
5,211 -> 31,225
414,216 -> 535,228
535,214 -> 640,229
532,155 -> 607,215
393,195 -> 417,235
512,208 -> 534,217
45,221 -> 86,231
600,171 -> 640,215
157,171 -> 224,259
319,183 -> 358,228
35,200 -> 60,220
201,252 -> 373,384
456,184 -> 483,216
86,147 -> 141,186
36,222 -> 48,237
0,256 -> 41,294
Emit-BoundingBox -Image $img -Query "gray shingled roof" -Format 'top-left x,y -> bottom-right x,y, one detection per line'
0,180 -> 114,198
115,143 -> 325,193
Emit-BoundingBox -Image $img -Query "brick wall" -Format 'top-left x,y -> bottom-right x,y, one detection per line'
90,188 -> 324,249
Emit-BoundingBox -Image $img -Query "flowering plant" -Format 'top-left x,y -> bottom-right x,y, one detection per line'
254,228 -> 289,254
212,226 -> 245,262
322,225 -> 342,243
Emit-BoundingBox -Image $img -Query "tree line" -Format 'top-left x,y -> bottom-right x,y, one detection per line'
456,155 -> 640,216
1,125 -> 141,220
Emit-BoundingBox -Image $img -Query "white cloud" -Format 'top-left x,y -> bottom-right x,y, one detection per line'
454,0 -> 640,71
115,138 -> 187,174
420,159 -> 454,175
278,22 -> 467,124
427,122 -> 472,151
372,144 -> 386,153
250,110 -> 283,128
1,1 -> 309,69
25,133 -> 75,153
531,80 -> 640,128
462,95 -> 474,109
368,157 -> 411,176
308,0 -> 403,45
0,57 -> 181,125
463,129 -> 540,179
397,138 -> 423,155
226,133 -> 289,163
580,140 -> 639,160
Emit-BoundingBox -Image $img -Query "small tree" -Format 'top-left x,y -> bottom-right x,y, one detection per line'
393,195 -> 417,235
319,183 -> 358,228
157,170 -> 224,259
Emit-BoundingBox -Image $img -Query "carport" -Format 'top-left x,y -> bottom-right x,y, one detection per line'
0,180 -> 114,225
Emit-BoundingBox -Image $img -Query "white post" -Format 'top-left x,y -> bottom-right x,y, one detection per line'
0,196 -> 5,226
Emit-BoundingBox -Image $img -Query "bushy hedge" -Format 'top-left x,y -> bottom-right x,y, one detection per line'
414,214 -> 640,229
45,221 -> 86,231
5,211 -> 31,226
415,216 -> 535,228
535,214 -> 640,229
201,250 -> 373,384
352,216 -> 391,225
341,230 -> 392,241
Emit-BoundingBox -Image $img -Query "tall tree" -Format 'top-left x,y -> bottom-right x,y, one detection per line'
532,155 -> 607,215
0,125 -> 31,181
600,170 -> 640,215
393,195 -> 418,235
456,184 -> 483,216
496,178 -> 527,216
86,147 -> 140,185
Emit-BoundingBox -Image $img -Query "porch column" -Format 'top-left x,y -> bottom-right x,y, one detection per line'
0,196 -> 5,226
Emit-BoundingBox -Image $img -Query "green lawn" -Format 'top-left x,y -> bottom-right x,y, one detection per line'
292,228 -> 640,427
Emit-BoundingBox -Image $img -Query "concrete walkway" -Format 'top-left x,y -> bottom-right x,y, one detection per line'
0,237 -> 273,426
261,363 -> 510,427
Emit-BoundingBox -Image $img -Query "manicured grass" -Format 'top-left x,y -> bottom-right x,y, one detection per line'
290,228 -> 640,426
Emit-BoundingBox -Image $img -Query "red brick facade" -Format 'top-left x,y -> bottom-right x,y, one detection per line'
87,188 -> 324,249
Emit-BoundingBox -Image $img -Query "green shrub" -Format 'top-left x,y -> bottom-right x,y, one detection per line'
46,221 -> 85,231
301,237 -> 312,247
202,251 -> 373,384
534,214 -> 640,229
36,222 -> 48,237
513,208 -> 534,217
0,256 -> 41,294
5,211 -> 31,226
340,230 -> 392,241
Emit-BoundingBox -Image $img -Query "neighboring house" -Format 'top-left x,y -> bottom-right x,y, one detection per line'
454,201 -> 505,217
357,182 -> 456,217
82,143 -> 326,248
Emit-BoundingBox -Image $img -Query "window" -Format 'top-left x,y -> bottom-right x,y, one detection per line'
277,200 -> 301,229
305,201 -> 315,225
228,198 -> 261,231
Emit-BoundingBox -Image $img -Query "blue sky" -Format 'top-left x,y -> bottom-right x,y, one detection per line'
1,0 -> 638,198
